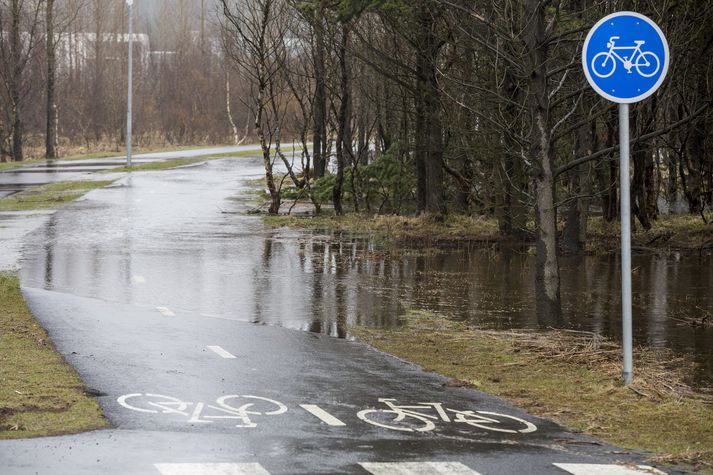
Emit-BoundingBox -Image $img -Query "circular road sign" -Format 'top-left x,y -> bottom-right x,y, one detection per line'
582,11 -> 669,104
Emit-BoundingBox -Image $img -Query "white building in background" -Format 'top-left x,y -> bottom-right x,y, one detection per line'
55,32 -> 150,73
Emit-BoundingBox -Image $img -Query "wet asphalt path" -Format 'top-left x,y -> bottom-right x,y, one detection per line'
0,144 -> 265,194
0,158 -> 675,474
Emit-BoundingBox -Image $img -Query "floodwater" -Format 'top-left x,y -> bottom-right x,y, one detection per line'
17,157 -> 713,387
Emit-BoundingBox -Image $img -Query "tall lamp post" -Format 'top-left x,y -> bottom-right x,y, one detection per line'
126,0 -> 134,167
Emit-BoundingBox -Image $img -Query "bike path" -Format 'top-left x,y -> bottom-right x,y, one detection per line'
0,288 -> 672,474
0,158 -> 677,474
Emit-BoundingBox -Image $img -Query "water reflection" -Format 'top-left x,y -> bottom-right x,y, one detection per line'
18,157 -> 713,387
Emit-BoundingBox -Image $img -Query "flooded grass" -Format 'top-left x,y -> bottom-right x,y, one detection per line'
266,212 -> 713,253
0,272 -> 108,439
587,215 -> 713,253
352,310 -> 713,471
0,180 -> 115,212
264,213 -> 504,245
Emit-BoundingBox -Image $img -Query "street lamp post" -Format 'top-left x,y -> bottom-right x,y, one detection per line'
126,0 -> 134,168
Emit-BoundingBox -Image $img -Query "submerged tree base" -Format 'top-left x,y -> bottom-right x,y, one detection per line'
351,311 -> 713,472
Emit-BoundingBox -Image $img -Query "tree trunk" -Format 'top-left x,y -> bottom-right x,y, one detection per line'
631,105 -> 654,230
525,0 -> 561,319
414,2 -> 445,217
312,2 -> 327,178
414,78 -> 427,214
595,118 -> 618,222
225,69 -> 240,145
496,71 -> 528,236
333,26 -> 350,215
10,0 -> 23,161
563,122 -> 594,252
254,1 -> 279,215
46,0 -> 58,159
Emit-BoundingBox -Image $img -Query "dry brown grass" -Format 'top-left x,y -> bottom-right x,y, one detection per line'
264,213 -> 504,245
587,215 -> 713,253
352,311 -> 713,472
265,212 -> 712,254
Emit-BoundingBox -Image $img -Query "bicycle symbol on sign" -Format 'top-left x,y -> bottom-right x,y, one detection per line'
357,398 -> 537,434
591,36 -> 661,79
117,393 -> 287,428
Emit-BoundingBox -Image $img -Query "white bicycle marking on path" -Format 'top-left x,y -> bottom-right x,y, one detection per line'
357,398 -> 537,434
118,395 -> 538,433
118,394 -> 287,428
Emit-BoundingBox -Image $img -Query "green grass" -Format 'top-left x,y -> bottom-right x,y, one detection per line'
0,180 -> 115,212
201,145 -> 297,160
58,144 -> 233,162
99,147 -> 269,173
101,157 -> 214,173
0,272 -> 109,439
0,143 -> 260,171
352,311 -> 713,472
0,151 -> 128,171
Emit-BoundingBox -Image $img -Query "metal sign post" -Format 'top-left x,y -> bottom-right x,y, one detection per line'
126,0 -> 134,168
618,103 -> 632,384
582,11 -> 669,385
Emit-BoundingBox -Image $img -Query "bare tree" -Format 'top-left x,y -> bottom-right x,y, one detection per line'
221,0 -> 289,214
0,0 -> 44,161
45,0 -> 56,157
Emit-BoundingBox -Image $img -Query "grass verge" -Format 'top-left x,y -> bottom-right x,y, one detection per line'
100,148 -> 269,173
0,180 -> 115,212
351,310 -> 713,472
101,157 -> 213,173
0,272 -> 108,439
0,143 -> 263,172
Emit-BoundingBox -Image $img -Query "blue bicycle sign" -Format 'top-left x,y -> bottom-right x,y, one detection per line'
583,12 -> 669,103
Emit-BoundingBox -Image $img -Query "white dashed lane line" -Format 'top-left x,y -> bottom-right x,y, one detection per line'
152,462 -> 666,475
156,306 -> 175,317
299,404 -> 347,426
360,462 -> 482,474
553,463 -> 667,475
207,345 -> 237,359
154,463 -> 270,475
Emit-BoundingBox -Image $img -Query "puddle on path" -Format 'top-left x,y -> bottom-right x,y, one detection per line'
17,157 -> 713,387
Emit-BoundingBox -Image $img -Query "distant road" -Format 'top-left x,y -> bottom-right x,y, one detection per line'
0,144 -> 267,196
